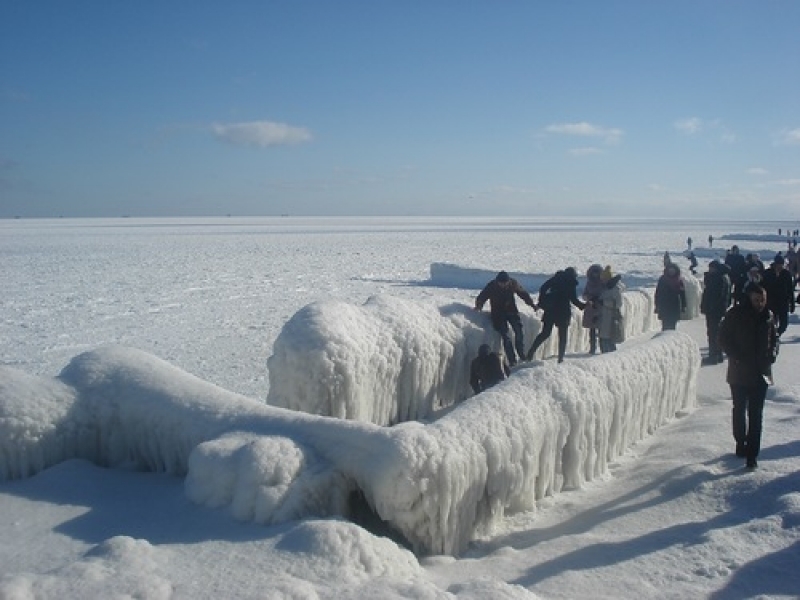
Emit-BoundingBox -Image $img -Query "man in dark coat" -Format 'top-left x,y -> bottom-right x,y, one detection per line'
655,263 -> 687,331
718,283 -> 779,470
700,260 -> 731,365
469,344 -> 510,394
761,254 -> 796,337
725,245 -> 748,304
526,267 -> 586,363
475,271 -> 536,366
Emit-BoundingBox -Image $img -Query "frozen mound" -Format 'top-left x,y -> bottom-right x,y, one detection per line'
267,291 -> 670,426
1,332 -> 699,555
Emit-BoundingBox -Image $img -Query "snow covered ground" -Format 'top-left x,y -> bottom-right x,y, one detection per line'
1,217 -> 799,599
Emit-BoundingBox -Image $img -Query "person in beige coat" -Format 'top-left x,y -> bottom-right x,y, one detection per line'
597,266 -> 625,353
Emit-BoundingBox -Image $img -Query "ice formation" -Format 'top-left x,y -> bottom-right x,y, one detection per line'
267,279 -> 690,426
1,303 -> 699,555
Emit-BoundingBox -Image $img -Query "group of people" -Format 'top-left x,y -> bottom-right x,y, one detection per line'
470,242 -> 797,472
469,264 -> 625,393
699,247 -> 796,469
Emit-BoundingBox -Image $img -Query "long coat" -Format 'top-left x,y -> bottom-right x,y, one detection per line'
655,268 -> 687,324
718,301 -> 778,386
582,276 -> 606,329
598,276 -> 625,340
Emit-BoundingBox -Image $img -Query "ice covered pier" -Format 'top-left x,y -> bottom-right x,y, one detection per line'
1,293 -> 699,555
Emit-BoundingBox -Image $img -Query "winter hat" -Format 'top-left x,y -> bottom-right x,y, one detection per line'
600,265 -> 613,282
587,264 -> 603,277
564,267 -> 577,279
774,254 -> 785,265
478,344 -> 491,357
496,271 -> 510,283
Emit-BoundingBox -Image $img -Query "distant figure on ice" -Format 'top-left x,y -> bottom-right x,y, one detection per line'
597,266 -> 625,353
761,254 -> 796,337
581,264 -> 605,355
708,234 -> 714,248
663,251 -> 672,268
687,236 -> 693,250
526,267 -> 586,363
687,251 -> 698,275
475,271 -> 536,366
469,344 -> 510,394
655,262 -> 686,331
718,283 -> 779,470
700,260 -> 731,365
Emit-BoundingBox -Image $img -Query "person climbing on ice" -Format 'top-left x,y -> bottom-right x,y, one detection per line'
475,271 -> 537,366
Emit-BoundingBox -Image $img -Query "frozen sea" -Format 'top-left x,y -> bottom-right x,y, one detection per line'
2,215 -> 790,400
2,215 -> 800,599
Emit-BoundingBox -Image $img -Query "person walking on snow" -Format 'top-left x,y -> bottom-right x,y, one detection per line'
700,260 -> 731,365
475,271 -> 536,366
581,264 -> 605,355
717,283 -> 779,470
597,266 -> 625,353
761,254 -> 796,337
655,262 -> 687,331
469,344 -> 510,394
526,267 -> 586,363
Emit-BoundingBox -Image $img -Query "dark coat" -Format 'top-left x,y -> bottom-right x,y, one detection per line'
655,268 -> 687,323
718,302 -> 778,386
475,278 -> 535,323
700,268 -> 731,317
538,270 -> 585,326
470,352 -> 509,394
761,267 -> 796,312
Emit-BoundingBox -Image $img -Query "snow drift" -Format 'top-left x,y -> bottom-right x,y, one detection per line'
1,330 -> 699,555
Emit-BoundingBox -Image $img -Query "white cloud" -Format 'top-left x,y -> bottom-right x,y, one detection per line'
773,178 -> 800,186
775,128 -> 800,146
746,167 -> 769,175
569,147 -> 604,156
544,122 -> 623,144
211,120 -> 312,147
674,117 -> 735,143
674,117 -> 703,135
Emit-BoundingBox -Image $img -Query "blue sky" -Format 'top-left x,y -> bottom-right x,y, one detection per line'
1,1 -> 799,219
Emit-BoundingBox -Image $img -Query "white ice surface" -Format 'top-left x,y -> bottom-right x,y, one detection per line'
1,217 -> 798,599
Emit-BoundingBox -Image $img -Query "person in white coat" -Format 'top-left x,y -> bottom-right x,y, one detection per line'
597,266 -> 625,353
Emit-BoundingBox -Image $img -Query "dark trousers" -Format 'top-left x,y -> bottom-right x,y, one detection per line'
731,380 -> 768,461
493,313 -> 525,365
661,317 -> 678,331
771,308 -> 789,337
528,319 -> 569,362
705,313 -> 724,359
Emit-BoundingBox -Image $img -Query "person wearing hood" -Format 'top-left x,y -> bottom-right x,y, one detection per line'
526,267 -> 586,363
700,260 -> 732,365
469,343 -> 510,394
597,266 -> 625,353
581,264 -> 605,355
761,254 -> 796,337
475,271 -> 536,366
655,262 -> 687,331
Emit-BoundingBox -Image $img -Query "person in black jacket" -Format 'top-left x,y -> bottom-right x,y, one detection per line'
475,271 -> 536,366
700,260 -> 731,365
761,254 -> 796,337
655,263 -> 687,331
718,283 -> 779,469
526,267 -> 586,363
469,344 -> 510,394
725,245 -> 748,304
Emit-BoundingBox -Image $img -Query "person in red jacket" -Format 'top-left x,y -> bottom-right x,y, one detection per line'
717,283 -> 779,470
